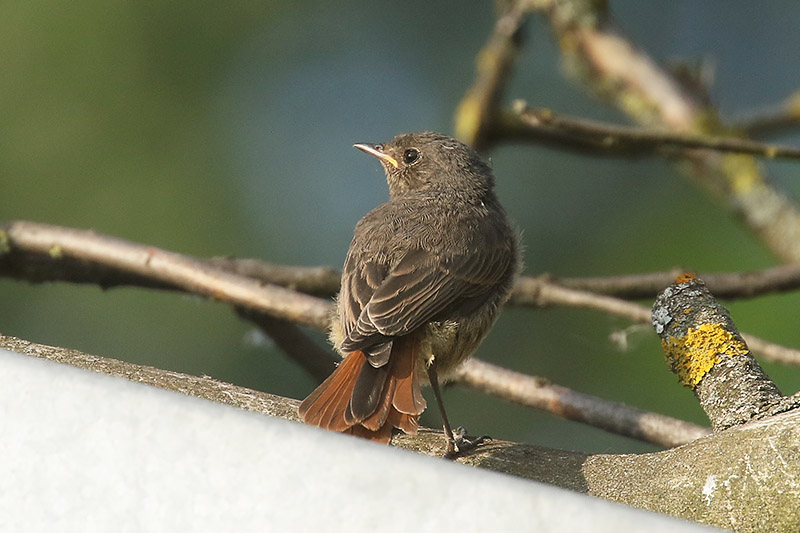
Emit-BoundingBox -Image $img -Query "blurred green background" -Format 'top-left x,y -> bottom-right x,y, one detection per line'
3,1 -> 800,454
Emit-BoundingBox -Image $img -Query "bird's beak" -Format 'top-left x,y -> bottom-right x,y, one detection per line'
353,143 -> 399,169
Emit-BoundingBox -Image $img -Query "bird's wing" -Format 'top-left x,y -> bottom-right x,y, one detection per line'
340,238 -> 514,354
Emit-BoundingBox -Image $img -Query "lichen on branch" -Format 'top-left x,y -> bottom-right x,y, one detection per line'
652,274 -> 799,431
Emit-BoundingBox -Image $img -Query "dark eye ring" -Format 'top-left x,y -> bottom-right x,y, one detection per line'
403,148 -> 420,164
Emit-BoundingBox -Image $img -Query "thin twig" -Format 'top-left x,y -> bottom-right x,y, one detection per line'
0,220 -> 332,330
454,359 -> 709,447
513,278 -> 652,321
512,279 -> 800,366
498,102 -> 800,160
732,91 -> 800,138
519,264 -> 800,302
210,258 -> 339,297
454,0 -> 529,150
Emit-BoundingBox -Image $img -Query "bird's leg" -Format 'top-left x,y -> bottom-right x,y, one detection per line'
427,362 -> 457,455
427,362 -> 489,459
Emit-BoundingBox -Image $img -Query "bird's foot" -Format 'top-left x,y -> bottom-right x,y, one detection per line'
443,426 -> 491,459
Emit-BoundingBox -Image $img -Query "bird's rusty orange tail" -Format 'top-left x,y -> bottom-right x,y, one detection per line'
299,339 -> 426,443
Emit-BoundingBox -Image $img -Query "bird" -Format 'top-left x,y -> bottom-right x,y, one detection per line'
299,131 -> 520,457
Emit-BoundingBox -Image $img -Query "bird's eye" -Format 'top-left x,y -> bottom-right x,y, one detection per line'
403,148 -> 420,164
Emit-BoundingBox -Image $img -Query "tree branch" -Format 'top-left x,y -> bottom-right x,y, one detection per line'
5,220 -> 800,367
498,101 -> 800,160
454,0 -> 529,150
0,220 -> 331,330
545,264 -> 800,301
652,274 -> 799,430
209,257 -> 339,297
511,277 -> 800,366
534,0 -> 800,262
453,358 -> 708,447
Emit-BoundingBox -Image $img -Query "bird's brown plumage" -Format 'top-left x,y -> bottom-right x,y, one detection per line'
299,131 -> 519,446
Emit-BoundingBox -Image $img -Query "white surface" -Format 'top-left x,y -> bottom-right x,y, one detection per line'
0,347 -> 716,532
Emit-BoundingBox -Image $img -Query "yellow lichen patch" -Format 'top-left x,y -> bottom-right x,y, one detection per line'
48,245 -> 63,259
674,272 -> 696,284
662,322 -> 749,388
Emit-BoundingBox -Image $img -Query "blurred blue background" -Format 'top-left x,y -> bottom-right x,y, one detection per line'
3,1 -> 800,454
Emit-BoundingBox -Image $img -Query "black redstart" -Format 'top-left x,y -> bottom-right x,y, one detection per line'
299,131 -> 520,456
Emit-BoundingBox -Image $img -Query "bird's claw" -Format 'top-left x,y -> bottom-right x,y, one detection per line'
443,426 -> 492,459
